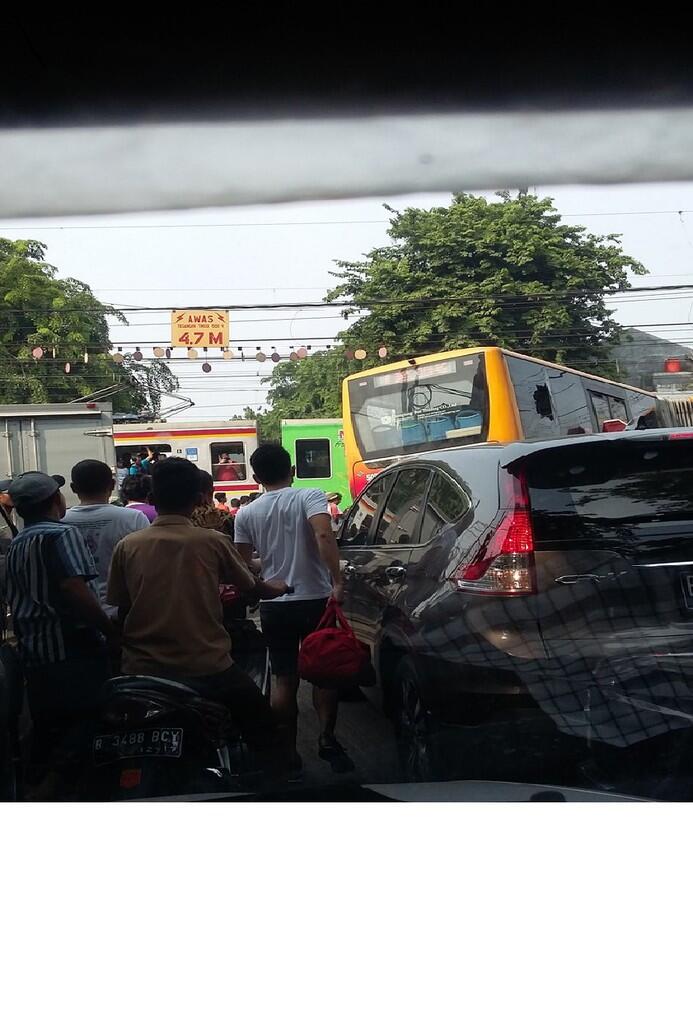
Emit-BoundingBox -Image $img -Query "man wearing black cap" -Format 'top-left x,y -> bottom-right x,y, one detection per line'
6,471 -> 117,724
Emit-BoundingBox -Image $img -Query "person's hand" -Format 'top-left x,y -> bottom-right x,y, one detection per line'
331,582 -> 345,604
260,578 -> 292,600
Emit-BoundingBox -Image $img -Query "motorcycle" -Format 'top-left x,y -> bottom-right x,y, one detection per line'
26,591 -> 274,801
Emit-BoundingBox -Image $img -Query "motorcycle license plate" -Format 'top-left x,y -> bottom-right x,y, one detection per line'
93,728 -> 183,765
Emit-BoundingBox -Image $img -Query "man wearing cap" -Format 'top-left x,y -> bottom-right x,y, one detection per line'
6,471 -> 117,724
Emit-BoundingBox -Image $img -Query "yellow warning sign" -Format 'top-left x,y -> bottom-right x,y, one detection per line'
171,310 -> 229,348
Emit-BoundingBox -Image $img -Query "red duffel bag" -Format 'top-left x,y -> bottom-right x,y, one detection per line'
298,598 -> 375,690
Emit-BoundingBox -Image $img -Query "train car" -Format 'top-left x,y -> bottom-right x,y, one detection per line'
280,419 -> 350,510
113,420 -> 259,497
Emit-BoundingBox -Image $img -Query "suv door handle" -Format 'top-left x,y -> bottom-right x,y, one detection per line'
385,565 -> 407,583
343,563 -> 356,579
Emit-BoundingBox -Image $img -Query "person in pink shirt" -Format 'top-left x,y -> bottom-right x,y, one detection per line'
120,474 -> 157,523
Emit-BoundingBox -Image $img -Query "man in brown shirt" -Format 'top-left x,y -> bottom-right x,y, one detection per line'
107,457 -> 289,751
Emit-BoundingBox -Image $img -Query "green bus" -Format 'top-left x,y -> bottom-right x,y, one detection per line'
280,419 -> 349,511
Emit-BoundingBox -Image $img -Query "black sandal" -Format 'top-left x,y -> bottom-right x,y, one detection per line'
318,737 -> 355,774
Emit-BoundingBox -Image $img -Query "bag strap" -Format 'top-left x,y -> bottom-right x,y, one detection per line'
332,599 -> 356,638
314,598 -> 357,637
315,598 -> 339,631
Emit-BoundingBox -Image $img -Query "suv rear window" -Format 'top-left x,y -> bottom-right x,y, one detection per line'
522,438 -> 693,544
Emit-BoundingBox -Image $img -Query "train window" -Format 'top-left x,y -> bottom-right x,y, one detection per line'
210,442 -> 247,481
116,443 -> 171,466
296,438 -> 331,479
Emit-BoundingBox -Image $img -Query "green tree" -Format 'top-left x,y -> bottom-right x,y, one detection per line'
121,355 -> 179,420
262,192 -> 647,418
0,238 -> 178,415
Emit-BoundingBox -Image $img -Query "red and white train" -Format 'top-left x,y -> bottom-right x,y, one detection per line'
113,420 -> 259,497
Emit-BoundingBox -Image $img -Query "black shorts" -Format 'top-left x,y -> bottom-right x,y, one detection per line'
259,598 -> 328,677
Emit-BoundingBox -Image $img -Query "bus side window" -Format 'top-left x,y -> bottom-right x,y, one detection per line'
505,355 -> 560,441
629,391 -> 658,427
547,370 -> 594,436
588,390 -> 612,431
609,395 -> 628,423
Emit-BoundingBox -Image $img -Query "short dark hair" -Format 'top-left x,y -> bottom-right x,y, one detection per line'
230,498 -> 241,508
120,474 -> 152,505
151,457 -> 201,513
197,470 -> 214,498
250,444 -> 291,485
71,459 -> 114,496
214,492 -> 226,502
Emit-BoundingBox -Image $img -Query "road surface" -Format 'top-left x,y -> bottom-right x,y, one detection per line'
295,685 -> 402,789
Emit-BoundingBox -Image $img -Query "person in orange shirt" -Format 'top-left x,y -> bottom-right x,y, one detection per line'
214,492 -> 230,513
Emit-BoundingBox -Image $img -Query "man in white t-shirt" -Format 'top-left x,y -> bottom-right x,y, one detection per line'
63,459 -> 149,614
234,443 -> 353,776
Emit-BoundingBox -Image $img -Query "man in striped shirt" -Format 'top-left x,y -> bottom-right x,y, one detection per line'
6,471 -> 117,725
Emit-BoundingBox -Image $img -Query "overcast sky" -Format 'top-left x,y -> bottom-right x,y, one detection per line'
4,182 -> 693,421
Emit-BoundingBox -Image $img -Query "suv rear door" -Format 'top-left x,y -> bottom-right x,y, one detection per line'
517,434 -> 693,660
339,467 -> 432,653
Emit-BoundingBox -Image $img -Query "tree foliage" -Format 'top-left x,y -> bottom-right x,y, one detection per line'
0,238 -> 178,415
261,352 -> 350,443
122,355 -> 180,420
261,192 -> 647,421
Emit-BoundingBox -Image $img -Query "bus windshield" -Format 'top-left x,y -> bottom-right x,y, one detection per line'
347,353 -> 489,460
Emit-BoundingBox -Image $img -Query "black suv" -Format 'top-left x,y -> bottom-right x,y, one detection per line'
338,430 -> 693,788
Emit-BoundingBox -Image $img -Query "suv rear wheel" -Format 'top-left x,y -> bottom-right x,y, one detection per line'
394,657 -> 441,782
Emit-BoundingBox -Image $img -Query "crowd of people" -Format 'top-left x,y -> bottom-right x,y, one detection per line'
1,444 -> 353,781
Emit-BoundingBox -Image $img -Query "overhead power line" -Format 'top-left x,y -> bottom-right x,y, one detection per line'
0,220 -> 390,231
3,210 -> 693,232
8,282 -> 693,316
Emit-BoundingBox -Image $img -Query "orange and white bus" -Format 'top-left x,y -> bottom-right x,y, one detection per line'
342,346 -> 656,497
113,420 -> 259,496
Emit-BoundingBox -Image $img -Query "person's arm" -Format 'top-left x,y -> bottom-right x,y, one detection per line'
234,542 -> 254,568
232,510 -> 255,568
59,578 -> 115,638
53,529 -> 117,639
310,513 -> 343,602
106,542 -> 131,630
218,537 -> 289,600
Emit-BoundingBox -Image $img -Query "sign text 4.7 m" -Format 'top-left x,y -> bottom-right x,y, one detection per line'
171,310 -> 229,348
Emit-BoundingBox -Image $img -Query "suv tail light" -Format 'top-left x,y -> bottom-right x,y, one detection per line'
449,467 -> 536,595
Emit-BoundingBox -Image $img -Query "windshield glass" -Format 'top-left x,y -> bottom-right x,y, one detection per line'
7,168 -> 693,804
525,438 -> 693,543
347,354 -> 489,460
